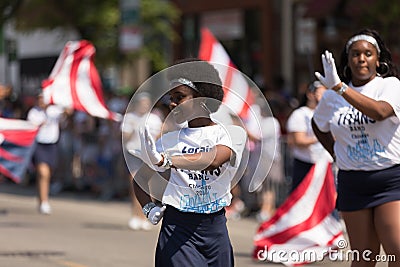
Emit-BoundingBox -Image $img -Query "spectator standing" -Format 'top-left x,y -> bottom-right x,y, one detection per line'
0,83 -> 12,116
242,93 -> 284,222
122,92 -> 163,230
257,107 -> 283,221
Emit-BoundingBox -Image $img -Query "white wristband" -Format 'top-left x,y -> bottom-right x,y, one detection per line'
160,152 -> 172,169
142,202 -> 156,217
336,83 -> 348,95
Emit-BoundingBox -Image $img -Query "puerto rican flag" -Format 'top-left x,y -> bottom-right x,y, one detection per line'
198,27 -> 254,119
42,40 -> 121,121
253,159 -> 344,266
0,118 -> 38,183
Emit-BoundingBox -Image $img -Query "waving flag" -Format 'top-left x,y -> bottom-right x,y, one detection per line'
253,159 -> 344,266
42,40 -> 121,121
0,118 -> 38,183
198,27 -> 253,119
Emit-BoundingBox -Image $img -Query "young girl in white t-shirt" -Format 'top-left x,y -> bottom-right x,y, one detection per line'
130,58 -> 247,267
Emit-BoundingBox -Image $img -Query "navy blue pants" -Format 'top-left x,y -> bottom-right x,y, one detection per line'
155,206 -> 234,267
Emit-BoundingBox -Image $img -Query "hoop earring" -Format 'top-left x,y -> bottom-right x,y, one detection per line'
377,62 -> 389,76
343,66 -> 350,80
200,102 -> 211,114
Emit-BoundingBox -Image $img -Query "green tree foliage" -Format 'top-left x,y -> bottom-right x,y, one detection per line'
140,0 -> 180,70
0,0 -> 179,70
358,0 -> 400,39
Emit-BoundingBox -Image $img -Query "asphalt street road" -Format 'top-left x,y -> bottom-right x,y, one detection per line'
0,182 -> 390,267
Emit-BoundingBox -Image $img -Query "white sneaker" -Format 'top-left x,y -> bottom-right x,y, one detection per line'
39,202 -> 52,215
141,220 -> 152,231
128,217 -> 152,231
256,211 -> 271,223
128,217 -> 142,230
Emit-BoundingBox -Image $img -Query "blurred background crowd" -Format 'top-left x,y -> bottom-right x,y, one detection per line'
1,0 -> 400,222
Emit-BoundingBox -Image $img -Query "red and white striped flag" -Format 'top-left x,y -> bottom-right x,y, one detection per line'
42,40 -> 121,121
253,159 -> 344,266
198,28 -> 253,119
0,118 -> 38,183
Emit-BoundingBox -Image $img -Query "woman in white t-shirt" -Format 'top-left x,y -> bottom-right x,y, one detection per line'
130,58 -> 247,267
122,92 -> 163,231
312,29 -> 400,266
286,81 -> 331,192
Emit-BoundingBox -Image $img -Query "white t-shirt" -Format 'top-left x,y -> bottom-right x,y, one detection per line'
210,105 -> 234,126
27,105 -> 63,144
313,76 -> 400,170
122,112 -> 162,151
157,124 -> 247,213
286,106 -> 330,163
260,116 -> 282,160
246,104 -> 281,160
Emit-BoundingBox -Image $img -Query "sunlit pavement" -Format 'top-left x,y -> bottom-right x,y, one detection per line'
0,182 -> 389,267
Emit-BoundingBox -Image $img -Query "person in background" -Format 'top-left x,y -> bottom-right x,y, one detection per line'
72,111 -> 99,192
96,91 -> 128,200
131,58 -> 247,266
312,28 -> 400,267
0,83 -> 12,116
286,81 -> 331,192
122,92 -> 163,230
238,92 -> 284,221
0,83 -> 11,100
50,107 -> 74,195
254,105 -> 284,222
27,93 -> 71,214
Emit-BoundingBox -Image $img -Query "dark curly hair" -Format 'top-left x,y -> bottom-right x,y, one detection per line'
339,28 -> 399,83
167,58 -> 224,112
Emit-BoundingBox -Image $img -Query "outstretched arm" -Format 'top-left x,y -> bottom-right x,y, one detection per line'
170,145 -> 232,171
136,126 -> 233,172
315,50 -> 395,121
